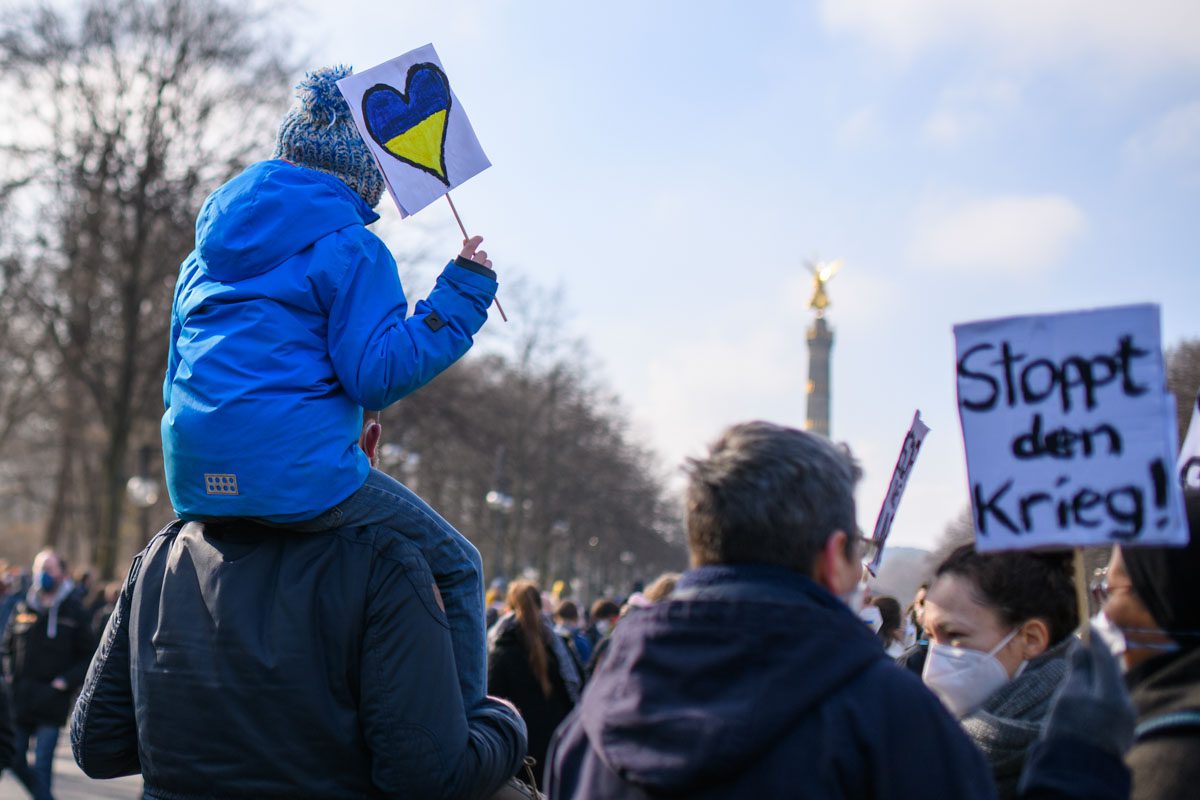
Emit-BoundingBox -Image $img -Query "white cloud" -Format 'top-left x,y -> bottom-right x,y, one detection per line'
820,0 -> 1200,74
838,105 -> 882,147
1125,100 -> 1200,177
921,79 -> 1022,146
922,110 -> 964,146
909,194 -> 1086,274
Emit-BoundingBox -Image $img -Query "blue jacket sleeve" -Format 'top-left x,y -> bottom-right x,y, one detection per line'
362,539 -> 526,800
327,231 -> 497,411
71,553 -> 143,779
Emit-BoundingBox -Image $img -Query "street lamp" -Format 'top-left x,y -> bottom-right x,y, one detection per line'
485,490 -> 515,514
126,444 -> 160,544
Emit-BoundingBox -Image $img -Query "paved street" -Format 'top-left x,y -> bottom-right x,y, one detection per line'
1,729 -> 142,800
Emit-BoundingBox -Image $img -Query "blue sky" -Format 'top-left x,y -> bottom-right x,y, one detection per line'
299,1 -> 1200,550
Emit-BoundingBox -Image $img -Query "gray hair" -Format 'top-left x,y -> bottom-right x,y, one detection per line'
684,421 -> 862,575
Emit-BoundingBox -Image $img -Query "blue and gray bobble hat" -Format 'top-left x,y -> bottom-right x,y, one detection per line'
274,65 -> 385,208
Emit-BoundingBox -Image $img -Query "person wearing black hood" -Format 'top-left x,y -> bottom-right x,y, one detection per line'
1095,489 -> 1200,799
3,548 -> 94,800
546,421 -> 995,799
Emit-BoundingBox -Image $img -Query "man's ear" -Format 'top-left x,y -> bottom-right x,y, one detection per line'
814,529 -> 851,594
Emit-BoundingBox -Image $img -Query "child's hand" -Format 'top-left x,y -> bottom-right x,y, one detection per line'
459,235 -> 492,269
359,416 -> 381,467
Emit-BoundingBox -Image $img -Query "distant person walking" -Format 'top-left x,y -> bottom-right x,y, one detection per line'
488,580 -> 579,787
3,549 -> 93,800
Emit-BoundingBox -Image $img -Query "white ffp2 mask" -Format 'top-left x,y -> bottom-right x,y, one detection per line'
922,628 -> 1023,718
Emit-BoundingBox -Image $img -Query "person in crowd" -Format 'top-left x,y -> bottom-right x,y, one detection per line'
584,598 -> 619,649
906,581 -> 928,645
90,582 -> 121,640
488,580 -> 579,788
640,572 -> 679,603
0,562 -> 20,634
71,518 -> 527,800
546,421 -> 996,798
160,65 -> 497,718
0,677 -> 14,778
872,596 -> 906,658
1016,633 -> 1134,800
554,599 -> 592,669
922,544 -> 1077,799
859,599 -> 884,634
898,581 -> 932,675
1095,490 -> 1200,799
3,548 -> 94,800
68,571 -> 92,610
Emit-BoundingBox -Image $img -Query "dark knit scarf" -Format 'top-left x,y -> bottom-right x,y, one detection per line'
961,637 -> 1073,800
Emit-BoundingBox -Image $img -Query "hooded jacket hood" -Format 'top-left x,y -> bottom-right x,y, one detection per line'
576,565 -> 884,793
194,160 -> 378,282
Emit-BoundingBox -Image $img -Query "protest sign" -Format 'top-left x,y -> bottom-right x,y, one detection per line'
1179,392 -> 1200,491
955,304 -> 1187,552
868,411 -> 930,573
337,44 -> 490,217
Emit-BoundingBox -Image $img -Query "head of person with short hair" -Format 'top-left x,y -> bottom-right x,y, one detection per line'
555,599 -> 580,627
872,596 -> 905,656
1097,490 -> 1200,800
684,420 -> 864,592
909,581 -> 929,632
922,543 -> 1077,798
546,421 -> 997,800
587,598 -> 620,641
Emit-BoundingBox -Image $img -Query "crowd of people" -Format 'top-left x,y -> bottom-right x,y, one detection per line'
2,62 -> 1198,800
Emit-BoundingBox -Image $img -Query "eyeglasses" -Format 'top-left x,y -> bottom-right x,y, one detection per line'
1090,567 -> 1135,605
855,532 -> 880,566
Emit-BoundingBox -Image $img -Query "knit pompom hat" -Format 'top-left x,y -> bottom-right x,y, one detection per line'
274,65 -> 385,208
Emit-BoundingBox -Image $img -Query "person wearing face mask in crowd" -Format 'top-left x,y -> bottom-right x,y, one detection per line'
1094,489 -> 1200,800
584,599 -> 619,650
922,545 -> 1077,800
546,421 -> 995,799
2,548 -> 94,800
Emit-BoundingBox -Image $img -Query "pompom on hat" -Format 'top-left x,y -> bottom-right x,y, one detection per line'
274,65 -> 385,208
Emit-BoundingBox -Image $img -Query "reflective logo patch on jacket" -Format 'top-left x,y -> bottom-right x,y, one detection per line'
204,473 -> 239,495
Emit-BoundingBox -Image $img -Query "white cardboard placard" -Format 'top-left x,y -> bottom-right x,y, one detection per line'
869,411 -> 930,572
1178,392 -> 1200,491
954,304 -> 1187,551
337,44 -> 490,217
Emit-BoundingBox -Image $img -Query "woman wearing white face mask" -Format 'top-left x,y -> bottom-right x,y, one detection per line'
1096,490 -> 1200,800
922,544 -> 1077,800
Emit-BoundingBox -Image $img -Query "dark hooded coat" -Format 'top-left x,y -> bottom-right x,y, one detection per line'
546,564 -> 997,799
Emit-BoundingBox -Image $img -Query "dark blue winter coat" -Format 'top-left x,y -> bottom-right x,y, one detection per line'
546,564 -> 998,799
162,160 -> 497,522
70,520 -> 526,800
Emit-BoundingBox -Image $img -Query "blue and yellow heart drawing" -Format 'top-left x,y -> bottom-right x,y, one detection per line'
362,63 -> 452,185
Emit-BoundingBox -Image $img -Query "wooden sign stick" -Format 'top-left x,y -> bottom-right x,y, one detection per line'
445,193 -> 507,322
1074,547 -> 1091,643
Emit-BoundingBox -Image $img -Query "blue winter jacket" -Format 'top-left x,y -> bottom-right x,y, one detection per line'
546,564 -> 999,800
162,160 -> 497,521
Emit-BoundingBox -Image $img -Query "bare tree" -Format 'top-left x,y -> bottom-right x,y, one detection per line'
0,0 -> 293,576
1167,338 -> 1200,443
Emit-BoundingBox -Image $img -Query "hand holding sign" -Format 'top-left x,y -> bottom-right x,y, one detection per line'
459,235 -> 491,269
338,45 -> 506,321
